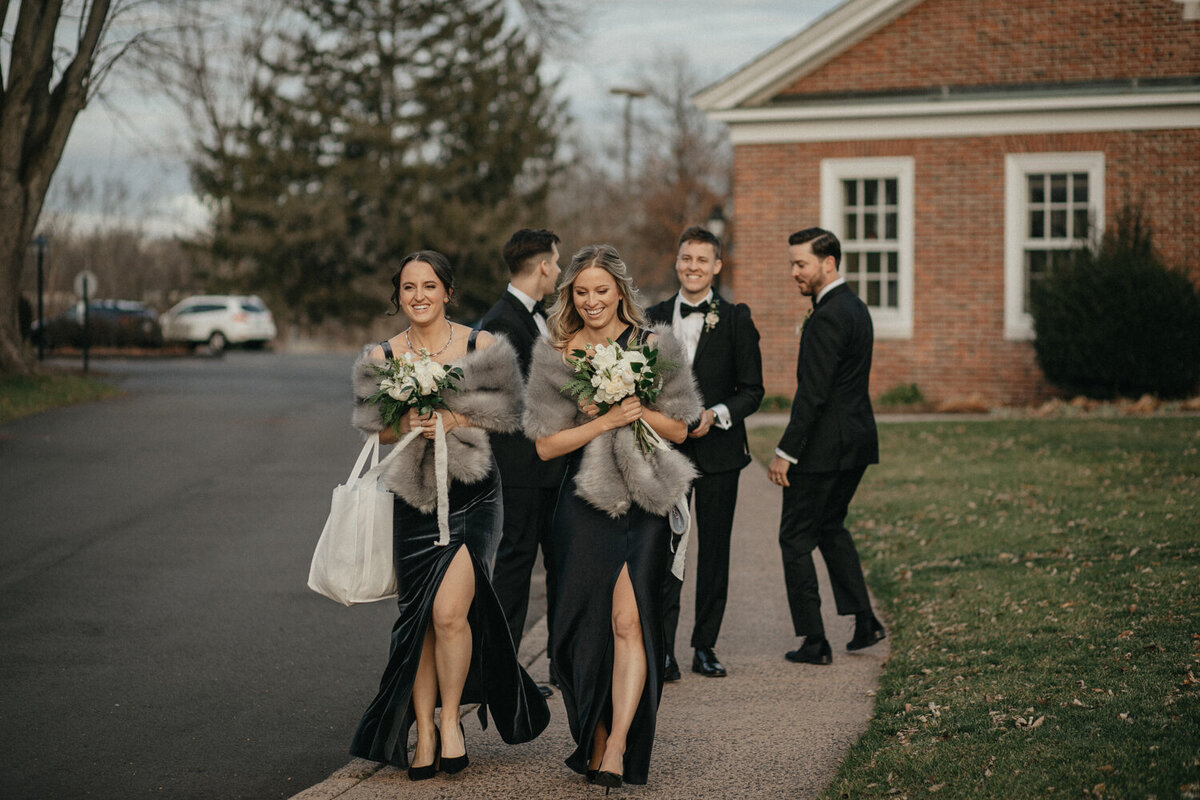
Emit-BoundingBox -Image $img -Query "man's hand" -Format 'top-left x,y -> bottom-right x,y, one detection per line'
688,408 -> 715,438
768,456 -> 791,488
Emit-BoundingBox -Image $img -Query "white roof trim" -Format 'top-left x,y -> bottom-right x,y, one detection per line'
693,0 -> 923,112
714,92 -> 1200,143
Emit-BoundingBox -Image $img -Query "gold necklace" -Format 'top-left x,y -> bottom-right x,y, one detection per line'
404,321 -> 454,358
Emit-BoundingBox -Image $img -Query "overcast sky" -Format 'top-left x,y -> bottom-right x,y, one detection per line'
51,0 -> 843,235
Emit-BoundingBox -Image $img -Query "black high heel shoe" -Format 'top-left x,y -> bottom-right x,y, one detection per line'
440,722 -> 469,775
594,770 -> 622,794
406,726 -> 440,781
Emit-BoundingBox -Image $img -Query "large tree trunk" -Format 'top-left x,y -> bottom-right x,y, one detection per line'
0,0 -> 114,375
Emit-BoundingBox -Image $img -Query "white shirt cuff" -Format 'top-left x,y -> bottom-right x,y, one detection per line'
710,404 -> 732,430
774,447 -> 797,465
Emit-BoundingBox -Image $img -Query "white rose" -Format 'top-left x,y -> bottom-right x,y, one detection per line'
591,344 -> 619,372
387,381 -> 415,402
413,359 -> 444,395
599,376 -> 632,404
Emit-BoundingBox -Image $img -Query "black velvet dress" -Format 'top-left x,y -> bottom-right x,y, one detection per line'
349,468 -> 550,766
549,327 -> 671,786
348,337 -> 550,768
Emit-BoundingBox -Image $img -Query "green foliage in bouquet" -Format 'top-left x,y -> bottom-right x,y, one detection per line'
368,353 -> 464,438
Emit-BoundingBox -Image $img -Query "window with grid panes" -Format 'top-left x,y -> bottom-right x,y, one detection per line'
820,157 -> 914,338
1022,171 -> 1093,313
840,177 -> 900,310
1004,152 -> 1104,340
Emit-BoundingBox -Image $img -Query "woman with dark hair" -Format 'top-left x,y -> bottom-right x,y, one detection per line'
348,250 -> 549,780
523,244 -> 701,789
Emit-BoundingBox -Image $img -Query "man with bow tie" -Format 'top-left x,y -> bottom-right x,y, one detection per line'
647,225 -> 764,681
768,227 -> 885,667
479,229 -> 565,696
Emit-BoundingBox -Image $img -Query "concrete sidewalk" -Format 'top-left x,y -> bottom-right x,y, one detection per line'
291,458 -> 888,799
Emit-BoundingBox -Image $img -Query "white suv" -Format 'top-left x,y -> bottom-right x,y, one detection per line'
161,295 -> 277,353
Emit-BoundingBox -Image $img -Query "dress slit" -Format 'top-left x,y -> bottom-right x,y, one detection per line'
350,469 -> 549,768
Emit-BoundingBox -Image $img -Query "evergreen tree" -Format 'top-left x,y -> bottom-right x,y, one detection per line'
192,0 -> 561,325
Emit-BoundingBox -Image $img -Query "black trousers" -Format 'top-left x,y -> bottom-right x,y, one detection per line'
490,484 -> 559,652
778,465 -> 871,638
661,469 -> 741,654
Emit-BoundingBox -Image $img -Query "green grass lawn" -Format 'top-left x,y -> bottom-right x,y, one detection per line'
749,417 -> 1200,800
0,371 -> 120,423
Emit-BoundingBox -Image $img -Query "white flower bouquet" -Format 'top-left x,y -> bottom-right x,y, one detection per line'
562,338 -> 670,455
368,350 -> 464,438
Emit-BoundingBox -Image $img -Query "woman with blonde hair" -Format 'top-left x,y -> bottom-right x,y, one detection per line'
523,244 -> 701,789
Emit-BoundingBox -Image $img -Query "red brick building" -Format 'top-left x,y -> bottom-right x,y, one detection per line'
695,0 -> 1200,406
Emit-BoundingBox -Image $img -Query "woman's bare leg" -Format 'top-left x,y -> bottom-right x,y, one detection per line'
599,564 -> 644,776
432,546 -> 475,759
410,627 -> 438,767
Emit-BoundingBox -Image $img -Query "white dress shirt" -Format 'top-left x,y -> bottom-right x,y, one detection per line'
508,283 -> 549,340
672,291 -> 731,431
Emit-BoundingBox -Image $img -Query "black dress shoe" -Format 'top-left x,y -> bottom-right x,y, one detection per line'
663,653 -> 681,682
847,615 -> 886,651
785,636 -> 832,665
439,722 -> 469,774
406,726 -> 440,781
692,646 -> 727,677
538,684 -> 554,698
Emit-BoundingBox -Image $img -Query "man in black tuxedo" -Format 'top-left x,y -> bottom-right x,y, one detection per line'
647,226 -> 764,680
479,229 -> 565,694
768,227 -> 885,666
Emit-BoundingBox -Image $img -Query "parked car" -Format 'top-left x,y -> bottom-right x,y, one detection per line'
30,300 -> 162,349
160,295 -> 277,353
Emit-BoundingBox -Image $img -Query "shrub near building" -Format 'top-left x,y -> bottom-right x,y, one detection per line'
1030,205 -> 1200,400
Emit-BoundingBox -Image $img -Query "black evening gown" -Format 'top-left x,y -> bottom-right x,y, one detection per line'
349,466 -> 551,767
549,328 -> 670,786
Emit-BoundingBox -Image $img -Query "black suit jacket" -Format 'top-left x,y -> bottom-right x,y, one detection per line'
777,283 -> 879,472
647,293 -> 764,475
478,291 -> 565,488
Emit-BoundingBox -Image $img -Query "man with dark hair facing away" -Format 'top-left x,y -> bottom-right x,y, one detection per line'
768,227 -> 886,666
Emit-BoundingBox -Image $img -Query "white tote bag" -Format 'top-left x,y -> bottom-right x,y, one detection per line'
307,431 -> 419,605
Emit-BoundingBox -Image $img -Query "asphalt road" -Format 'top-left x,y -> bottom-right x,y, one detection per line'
0,351 -> 455,799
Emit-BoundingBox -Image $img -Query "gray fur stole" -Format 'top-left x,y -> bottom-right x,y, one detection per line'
522,324 -> 702,518
352,336 -> 523,512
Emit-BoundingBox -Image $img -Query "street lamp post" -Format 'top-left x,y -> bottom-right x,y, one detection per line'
32,234 -> 47,361
609,87 -> 647,187
706,205 -> 726,241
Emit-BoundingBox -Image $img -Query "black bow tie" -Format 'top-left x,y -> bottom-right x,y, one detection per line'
679,301 -> 707,318
532,300 -> 547,317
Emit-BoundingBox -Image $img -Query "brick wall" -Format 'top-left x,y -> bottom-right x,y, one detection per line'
731,129 -> 1200,406
779,0 -> 1200,97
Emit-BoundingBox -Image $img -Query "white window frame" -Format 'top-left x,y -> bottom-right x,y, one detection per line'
820,156 -> 915,339
1004,152 -> 1105,340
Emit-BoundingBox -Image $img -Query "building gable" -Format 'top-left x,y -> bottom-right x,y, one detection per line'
696,0 -> 1200,112
777,0 -> 1200,102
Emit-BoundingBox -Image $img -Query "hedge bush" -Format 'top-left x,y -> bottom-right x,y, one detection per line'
1030,205 -> 1200,399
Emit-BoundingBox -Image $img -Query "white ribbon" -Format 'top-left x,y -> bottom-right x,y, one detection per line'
640,421 -> 690,580
433,413 -> 450,546
378,412 -> 452,546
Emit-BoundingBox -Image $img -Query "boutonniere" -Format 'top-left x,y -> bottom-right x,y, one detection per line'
800,305 -> 814,336
703,298 -> 720,333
